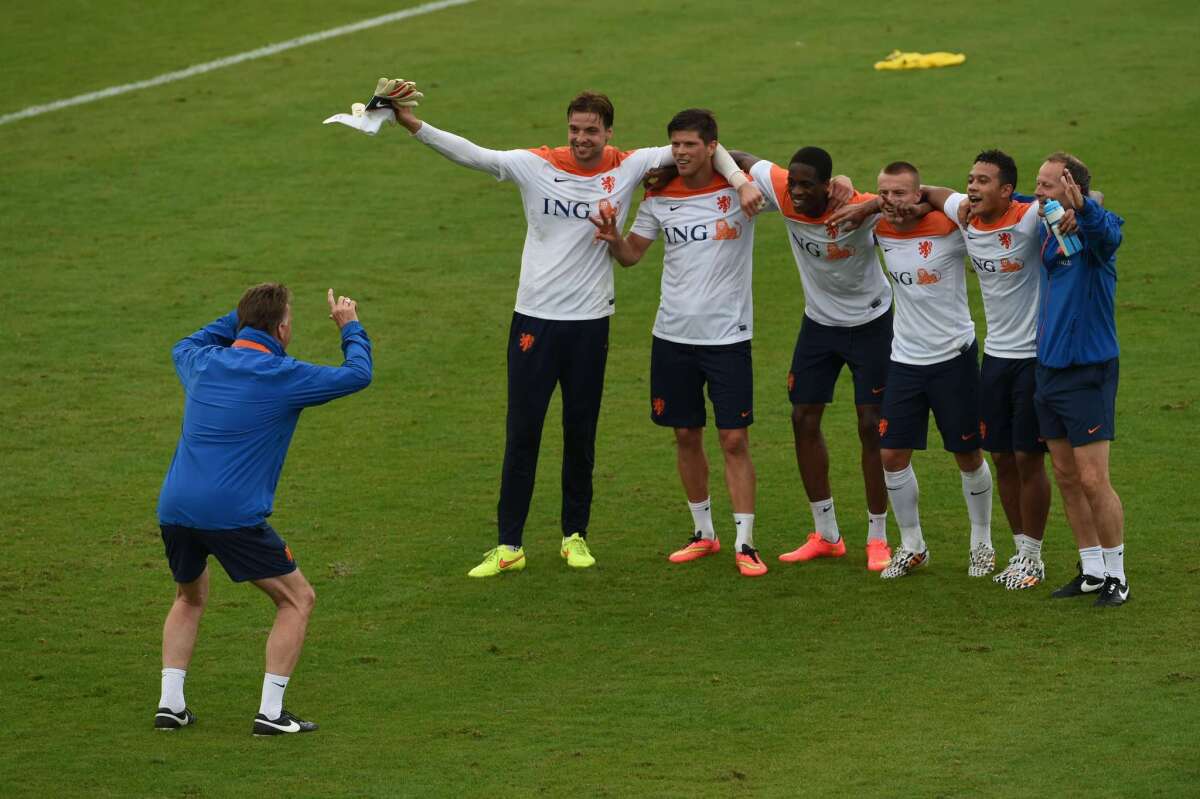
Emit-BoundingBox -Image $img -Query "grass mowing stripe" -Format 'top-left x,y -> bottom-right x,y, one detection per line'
0,0 -> 475,127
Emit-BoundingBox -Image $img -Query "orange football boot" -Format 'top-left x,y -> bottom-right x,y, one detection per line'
865,540 -> 893,572
735,545 -> 768,577
778,532 -> 846,563
668,534 -> 720,563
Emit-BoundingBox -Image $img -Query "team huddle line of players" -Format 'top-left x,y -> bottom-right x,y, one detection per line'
384,86 -> 1128,603
148,83 -> 1128,734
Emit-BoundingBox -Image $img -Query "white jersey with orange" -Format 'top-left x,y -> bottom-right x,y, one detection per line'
630,174 -> 756,345
875,212 -> 974,366
943,193 -> 1041,359
413,122 -> 672,320
749,160 -> 892,327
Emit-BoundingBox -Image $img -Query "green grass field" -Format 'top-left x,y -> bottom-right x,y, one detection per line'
3,1 -> 1200,796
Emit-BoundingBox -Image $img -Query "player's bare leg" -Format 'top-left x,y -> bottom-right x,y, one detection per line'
991,451 -> 1024,539
1047,440 -> 1099,549
1072,440 -> 1127,603
1014,451 -> 1050,543
249,570 -> 319,735
855,403 -> 888,516
668,427 -> 721,563
720,427 -> 764,576
791,403 -> 831,501
156,567 -> 209,729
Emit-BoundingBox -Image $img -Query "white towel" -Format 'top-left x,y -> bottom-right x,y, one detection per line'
323,105 -> 394,136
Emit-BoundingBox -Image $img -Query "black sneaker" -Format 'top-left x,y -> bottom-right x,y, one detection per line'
252,709 -> 319,736
154,707 -> 195,730
1093,576 -> 1130,607
1050,562 -> 1106,598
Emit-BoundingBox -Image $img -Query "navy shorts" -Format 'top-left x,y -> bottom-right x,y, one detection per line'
160,523 -> 297,583
650,336 -> 753,429
787,310 -> 893,406
1035,358 -> 1118,446
880,341 -> 982,452
979,355 -> 1045,453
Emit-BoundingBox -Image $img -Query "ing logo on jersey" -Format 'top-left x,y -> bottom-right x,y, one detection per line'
717,195 -> 731,213
652,397 -> 666,416
878,418 -> 889,436
714,220 -> 742,241
918,240 -> 933,259
826,242 -> 854,260
999,258 -> 1024,273
916,268 -> 940,285
518,333 -> 536,352
601,175 -> 615,193
998,232 -> 1013,250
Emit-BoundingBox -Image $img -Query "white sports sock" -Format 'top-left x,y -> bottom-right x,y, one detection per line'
884,466 -> 924,553
1102,545 -> 1126,582
1080,545 -> 1105,579
1020,536 -> 1043,560
867,512 -> 888,543
259,673 -> 290,720
503,544 -> 521,553
688,497 -> 716,541
734,513 -> 755,550
960,462 -> 993,549
1012,532 -> 1027,554
810,498 -> 840,543
159,668 -> 186,713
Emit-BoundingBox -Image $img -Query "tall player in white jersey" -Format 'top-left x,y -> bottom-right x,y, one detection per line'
590,109 -> 767,577
867,163 -> 995,579
923,151 -> 1052,585
729,147 -> 895,572
388,89 -> 763,577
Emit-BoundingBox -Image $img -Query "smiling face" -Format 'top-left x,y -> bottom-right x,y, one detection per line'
566,111 -> 612,170
787,162 -> 828,217
877,169 -> 921,226
670,128 -> 716,179
966,161 -> 1013,222
1034,160 -> 1069,207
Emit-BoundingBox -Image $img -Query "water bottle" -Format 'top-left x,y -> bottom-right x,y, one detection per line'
1042,199 -> 1083,257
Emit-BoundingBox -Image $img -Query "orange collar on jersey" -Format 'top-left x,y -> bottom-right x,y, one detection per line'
970,199 -> 1034,231
645,172 -> 734,198
876,211 -> 960,239
232,339 -> 272,354
526,145 -> 632,176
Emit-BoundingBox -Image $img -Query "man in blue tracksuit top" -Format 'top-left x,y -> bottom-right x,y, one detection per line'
1031,153 -> 1128,607
154,284 -> 372,735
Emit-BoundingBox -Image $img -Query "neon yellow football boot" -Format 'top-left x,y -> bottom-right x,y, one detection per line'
468,546 -> 526,578
560,533 -> 596,569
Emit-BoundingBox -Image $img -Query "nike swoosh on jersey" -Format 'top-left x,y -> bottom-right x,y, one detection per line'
553,177 -> 572,183
669,205 -> 683,211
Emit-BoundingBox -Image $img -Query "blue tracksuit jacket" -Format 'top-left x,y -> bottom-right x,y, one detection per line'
157,311 -> 372,529
1037,197 -> 1124,368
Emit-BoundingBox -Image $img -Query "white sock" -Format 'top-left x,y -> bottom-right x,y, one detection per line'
734,513 -> 755,550
1012,532 -> 1027,554
884,466 -> 924,553
689,497 -> 716,541
810,498 -> 840,543
867,512 -> 888,543
1080,545 -> 1105,579
1102,545 -> 1126,582
159,668 -> 186,713
259,672 -> 290,720
960,462 -> 993,550
503,544 -> 521,553
1020,536 -> 1043,560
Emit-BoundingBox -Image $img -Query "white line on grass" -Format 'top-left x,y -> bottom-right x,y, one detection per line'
0,0 -> 475,127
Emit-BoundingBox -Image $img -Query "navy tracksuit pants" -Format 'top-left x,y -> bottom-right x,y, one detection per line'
498,312 -> 609,547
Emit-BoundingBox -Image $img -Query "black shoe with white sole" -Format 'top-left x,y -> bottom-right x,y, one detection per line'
154,707 -> 196,730
1093,576 -> 1130,607
252,709 -> 319,736
1050,562 -> 1106,598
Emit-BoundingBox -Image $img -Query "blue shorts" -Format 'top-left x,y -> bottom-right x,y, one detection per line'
160,523 -> 297,583
979,355 -> 1045,453
787,310 -> 892,406
1035,358 -> 1118,446
650,336 -> 753,429
880,341 -> 982,452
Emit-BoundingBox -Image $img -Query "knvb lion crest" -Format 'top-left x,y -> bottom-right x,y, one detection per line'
998,232 -> 1013,249
717,195 -> 731,213
652,397 -> 666,416
518,333 -> 535,352
918,240 -> 933,259
824,222 -> 840,238
878,418 -> 889,436
600,175 -> 616,193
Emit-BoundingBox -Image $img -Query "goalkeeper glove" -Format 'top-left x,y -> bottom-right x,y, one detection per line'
366,77 -> 424,110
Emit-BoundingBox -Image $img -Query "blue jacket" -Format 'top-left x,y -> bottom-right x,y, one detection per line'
1037,197 -> 1123,368
157,311 -> 372,529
